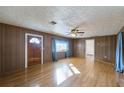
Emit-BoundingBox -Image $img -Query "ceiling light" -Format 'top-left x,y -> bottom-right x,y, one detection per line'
71,33 -> 76,37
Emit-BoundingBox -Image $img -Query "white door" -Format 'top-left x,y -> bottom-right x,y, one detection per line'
85,39 -> 94,56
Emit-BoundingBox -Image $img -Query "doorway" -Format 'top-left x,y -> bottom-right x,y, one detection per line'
85,39 -> 95,58
25,33 -> 43,68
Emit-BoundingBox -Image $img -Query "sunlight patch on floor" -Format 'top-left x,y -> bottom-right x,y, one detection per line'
69,63 -> 80,74
55,65 -> 73,85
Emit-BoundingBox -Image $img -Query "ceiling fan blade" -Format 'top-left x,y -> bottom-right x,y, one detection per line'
66,32 -> 72,35
77,32 -> 84,33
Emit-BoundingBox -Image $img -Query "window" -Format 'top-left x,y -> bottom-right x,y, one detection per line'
55,40 -> 69,52
29,37 -> 40,44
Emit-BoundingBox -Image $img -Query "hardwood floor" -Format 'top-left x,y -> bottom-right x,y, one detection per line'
0,57 -> 123,87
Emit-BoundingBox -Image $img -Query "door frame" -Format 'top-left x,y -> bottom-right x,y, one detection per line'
25,33 -> 43,68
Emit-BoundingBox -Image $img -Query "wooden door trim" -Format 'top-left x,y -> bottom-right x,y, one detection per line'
25,33 -> 43,68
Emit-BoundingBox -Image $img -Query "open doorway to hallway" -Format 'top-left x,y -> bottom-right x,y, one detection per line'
85,39 -> 95,59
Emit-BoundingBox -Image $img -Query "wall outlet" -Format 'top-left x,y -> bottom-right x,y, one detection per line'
104,56 -> 107,58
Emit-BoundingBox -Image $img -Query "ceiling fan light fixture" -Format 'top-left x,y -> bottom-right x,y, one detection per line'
71,33 -> 76,37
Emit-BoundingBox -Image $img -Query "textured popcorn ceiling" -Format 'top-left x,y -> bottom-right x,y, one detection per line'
0,6 -> 124,38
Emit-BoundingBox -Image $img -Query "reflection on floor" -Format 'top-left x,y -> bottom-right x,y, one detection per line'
55,65 -> 73,85
0,57 -> 124,87
69,63 -> 80,74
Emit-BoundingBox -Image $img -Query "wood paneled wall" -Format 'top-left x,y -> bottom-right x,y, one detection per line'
73,39 -> 85,58
95,35 -> 116,64
73,35 -> 117,64
0,24 -> 2,74
0,23 -> 73,75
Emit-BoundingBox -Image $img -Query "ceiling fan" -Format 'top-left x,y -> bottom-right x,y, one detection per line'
66,26 -> 84,37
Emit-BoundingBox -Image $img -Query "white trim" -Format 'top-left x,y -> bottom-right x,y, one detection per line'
25,33 -> 43,68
